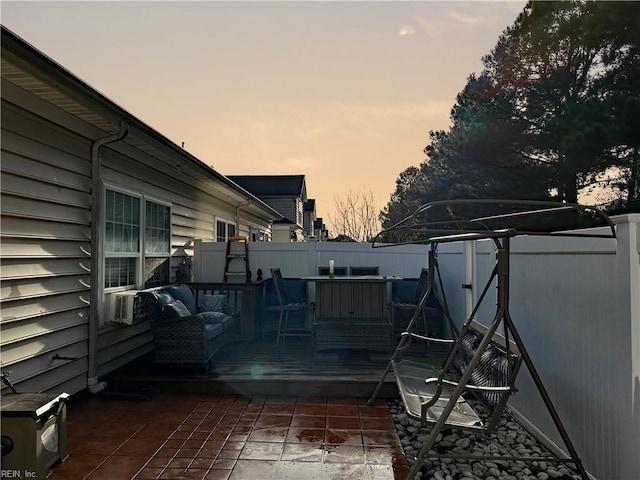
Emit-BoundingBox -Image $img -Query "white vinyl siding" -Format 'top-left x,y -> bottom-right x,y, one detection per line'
1,101 -> 94,395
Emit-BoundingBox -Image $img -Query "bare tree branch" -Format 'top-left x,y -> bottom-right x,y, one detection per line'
329,189 -> 381,242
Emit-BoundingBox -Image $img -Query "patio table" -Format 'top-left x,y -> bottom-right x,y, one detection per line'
301,275 -> 402,353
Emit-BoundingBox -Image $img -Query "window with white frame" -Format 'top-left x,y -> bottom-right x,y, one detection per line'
251,227 -> 270,242
105,189 -> 171,289
216,219 -> 236,242
144,200 -> 171,287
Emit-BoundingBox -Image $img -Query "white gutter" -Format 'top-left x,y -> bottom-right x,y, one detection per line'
88,122 -> 129,394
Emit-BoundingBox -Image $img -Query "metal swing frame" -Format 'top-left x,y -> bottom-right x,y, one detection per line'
367,199 -> 616,480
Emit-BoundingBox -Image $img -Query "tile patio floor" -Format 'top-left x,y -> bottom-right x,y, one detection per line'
50,391 -> 409,480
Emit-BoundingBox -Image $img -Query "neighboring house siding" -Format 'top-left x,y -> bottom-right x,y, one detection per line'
272,227 -> 294,242
303,211 -> 315,236
264,197 -> 301,226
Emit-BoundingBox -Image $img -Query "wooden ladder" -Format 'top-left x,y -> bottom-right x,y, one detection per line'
224,236 -> 250,283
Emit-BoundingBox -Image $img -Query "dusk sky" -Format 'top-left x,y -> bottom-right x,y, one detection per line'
2,1 -> 527,231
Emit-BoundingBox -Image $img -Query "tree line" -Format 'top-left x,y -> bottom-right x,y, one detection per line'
381,1 -> 640,229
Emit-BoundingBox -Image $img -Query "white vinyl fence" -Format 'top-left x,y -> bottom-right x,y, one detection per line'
194,213 -> 639,480
193,240 -> 434,282
496,215 -> 638,480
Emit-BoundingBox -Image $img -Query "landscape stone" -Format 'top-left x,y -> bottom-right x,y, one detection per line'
389,398 -> 581,480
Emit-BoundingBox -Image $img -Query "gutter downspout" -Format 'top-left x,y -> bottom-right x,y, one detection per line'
88,122 -> 129,394
235,200 -> 250,236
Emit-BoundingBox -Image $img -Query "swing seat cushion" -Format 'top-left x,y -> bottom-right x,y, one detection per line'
391,320 -> 521,432
392,359 -> 483,429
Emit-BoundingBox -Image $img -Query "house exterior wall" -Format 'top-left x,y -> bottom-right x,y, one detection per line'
0,47 -> 276,396
1,100 -> 96,395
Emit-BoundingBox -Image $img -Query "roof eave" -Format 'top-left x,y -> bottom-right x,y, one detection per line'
1,26 -> 283,222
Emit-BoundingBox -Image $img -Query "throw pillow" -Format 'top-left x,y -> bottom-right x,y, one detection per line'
201,294 -> 226,313
152,291 -> 174,306
160,300 -> 191,319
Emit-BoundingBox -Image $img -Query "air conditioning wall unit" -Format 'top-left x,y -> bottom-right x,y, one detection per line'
108,291 -> 138,325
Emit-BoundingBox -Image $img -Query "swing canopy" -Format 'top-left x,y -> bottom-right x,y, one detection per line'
372,199 -> 616,248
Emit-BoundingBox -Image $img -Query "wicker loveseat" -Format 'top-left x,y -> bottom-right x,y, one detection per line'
137,284 -> 235,368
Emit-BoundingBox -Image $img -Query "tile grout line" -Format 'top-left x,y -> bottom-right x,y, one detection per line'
61,394 -> 405,480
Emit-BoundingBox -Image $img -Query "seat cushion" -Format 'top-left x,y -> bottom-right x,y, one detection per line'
204,322 -> 224,341
219,315 -> 234,332
197,312 -> 233,332
165,284 -> 196,314
201,294 -> 226,313
160,300 -> 191,319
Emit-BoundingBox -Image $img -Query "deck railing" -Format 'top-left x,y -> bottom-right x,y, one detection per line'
189,282 -> 264,342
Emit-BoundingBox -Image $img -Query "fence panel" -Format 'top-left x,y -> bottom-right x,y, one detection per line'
194,240 -> 432,282
470,215 -> 638,480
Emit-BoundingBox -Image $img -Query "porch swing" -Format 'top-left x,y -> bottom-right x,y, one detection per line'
367,199 -> 616,480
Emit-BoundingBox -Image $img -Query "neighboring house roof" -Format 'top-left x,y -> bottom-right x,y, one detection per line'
0,26 -> 282,222
228,175 -> 306,198
273,218 -> 303,226
328,234 -> 357,242
304,199 -> 316,212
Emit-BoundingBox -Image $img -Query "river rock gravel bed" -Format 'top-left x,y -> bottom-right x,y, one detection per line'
389,398 -> 582,480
